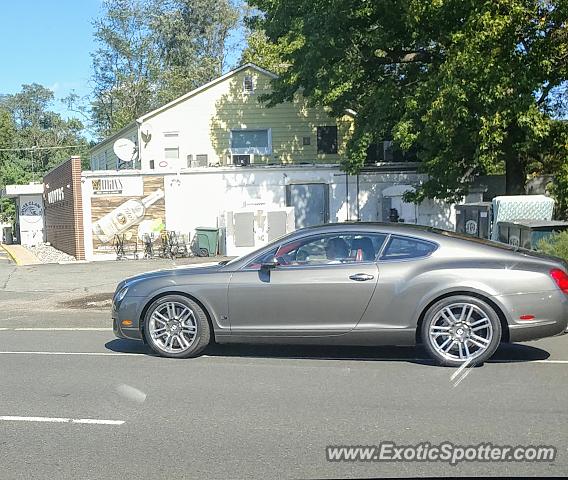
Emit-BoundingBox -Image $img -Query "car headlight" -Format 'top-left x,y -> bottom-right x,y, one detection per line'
115,286 -> 129,303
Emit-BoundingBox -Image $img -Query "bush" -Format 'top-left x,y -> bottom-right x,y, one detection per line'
537,231 -> 568,261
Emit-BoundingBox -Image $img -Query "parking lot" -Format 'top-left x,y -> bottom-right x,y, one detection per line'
1,259 -> 567,478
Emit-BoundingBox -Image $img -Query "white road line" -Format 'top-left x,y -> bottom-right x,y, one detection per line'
0,328 -> 112,331
202,355 -> 568,364
0,351 -> 140,356
71,419 -> 125,425
0,416 -> 124,425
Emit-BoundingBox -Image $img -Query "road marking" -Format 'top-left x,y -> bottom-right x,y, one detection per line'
0,328 -> 112,331
0,416 -> 124,425
205,355 -> 568,364
0,351 -> 140,357
493,359 -> 568,364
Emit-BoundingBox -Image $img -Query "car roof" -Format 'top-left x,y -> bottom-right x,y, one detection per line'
294,222 -> 442,238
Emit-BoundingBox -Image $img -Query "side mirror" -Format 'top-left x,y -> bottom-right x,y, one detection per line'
260,257 -> 279,270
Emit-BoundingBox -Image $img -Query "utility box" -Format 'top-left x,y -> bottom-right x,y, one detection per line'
223,206 -> 295,257
455,202 -> 492,239
497,220 -> 568,250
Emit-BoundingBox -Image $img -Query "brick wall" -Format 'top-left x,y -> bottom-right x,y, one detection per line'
43,157 -> 85,260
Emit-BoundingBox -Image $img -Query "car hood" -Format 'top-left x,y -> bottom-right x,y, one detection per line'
116,262 -> 224,291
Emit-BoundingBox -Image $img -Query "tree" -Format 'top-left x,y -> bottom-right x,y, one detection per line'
249,0 -> 568,202
90,0 -> 240,137
91,0 -> 159,138
532,119 -> 568,218
0,109 -> 17,222
240,28 -> 289,75
0,84 -> 89,222
151,0 -> 239,103
2,84 -> 89,176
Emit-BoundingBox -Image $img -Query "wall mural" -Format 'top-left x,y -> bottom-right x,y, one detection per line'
91,176 -> 165,253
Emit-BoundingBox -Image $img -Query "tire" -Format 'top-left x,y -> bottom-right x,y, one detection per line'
421,295 -> 502,367
143,294 -> 211,358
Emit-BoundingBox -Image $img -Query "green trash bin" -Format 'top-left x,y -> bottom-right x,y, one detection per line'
195,227 -> 219,257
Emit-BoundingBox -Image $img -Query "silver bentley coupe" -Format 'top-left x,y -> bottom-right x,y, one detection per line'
112,223 -> 568,366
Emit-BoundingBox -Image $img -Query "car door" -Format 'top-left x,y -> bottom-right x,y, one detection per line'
227,232 -> 387,336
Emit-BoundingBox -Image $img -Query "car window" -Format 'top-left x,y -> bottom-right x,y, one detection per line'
243,247 -> 279,270
380,235 -> 437,260
273,233 -> 387,267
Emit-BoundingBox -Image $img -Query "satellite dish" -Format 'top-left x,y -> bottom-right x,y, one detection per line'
113,138 -> 138,163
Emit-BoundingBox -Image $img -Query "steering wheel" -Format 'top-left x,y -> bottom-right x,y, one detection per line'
274,254 -> 290,266
295,248 -> 310,262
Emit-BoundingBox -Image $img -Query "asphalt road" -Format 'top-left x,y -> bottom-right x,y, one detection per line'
0,260 -> 568,478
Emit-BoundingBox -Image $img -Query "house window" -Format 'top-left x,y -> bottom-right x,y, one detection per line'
165,147 -> 179,160
149,160 -> 155,170
366,140 -> 419,163
302,136 -> 311,146
316,126 -> 338,154
164,131 -> 179,138
243,75 -> 254,94
230,129 -> 271,155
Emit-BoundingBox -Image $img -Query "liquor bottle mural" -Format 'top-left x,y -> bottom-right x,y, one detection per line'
92,188 -> 164,243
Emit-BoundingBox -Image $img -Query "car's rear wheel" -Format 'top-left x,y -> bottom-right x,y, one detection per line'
143,294 -> 210,358
421,295 -> 502,366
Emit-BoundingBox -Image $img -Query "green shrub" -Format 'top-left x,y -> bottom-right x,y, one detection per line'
537,231 -> 568,261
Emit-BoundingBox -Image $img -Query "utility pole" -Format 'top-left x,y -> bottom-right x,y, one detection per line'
30,145 -> 36,182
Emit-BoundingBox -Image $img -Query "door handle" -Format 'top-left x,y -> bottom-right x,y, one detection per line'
349,273 -> 374,281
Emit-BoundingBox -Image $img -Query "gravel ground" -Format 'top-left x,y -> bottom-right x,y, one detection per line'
26,243 -> 76,263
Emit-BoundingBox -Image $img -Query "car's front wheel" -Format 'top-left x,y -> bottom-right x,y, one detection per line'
143,294 -> 210,358
421,295 -> 502,366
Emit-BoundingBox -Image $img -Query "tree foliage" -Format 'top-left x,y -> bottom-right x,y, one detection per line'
91,0 -> 158,138
240,28 -> 289,75
0,85 -> 89,222
248,0 -> 568,202
152,0 -> 239,103
91,0 -> 239,138
537,229 -> 568,260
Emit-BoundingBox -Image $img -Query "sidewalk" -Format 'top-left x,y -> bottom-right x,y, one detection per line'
0,244 -> 41,266
0,255 -> 229,328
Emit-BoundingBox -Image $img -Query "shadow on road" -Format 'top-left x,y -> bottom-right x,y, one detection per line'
105,338 -> 153,354
104,338 -> 550,366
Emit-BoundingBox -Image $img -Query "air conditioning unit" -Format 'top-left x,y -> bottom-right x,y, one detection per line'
232,154 -> 253,166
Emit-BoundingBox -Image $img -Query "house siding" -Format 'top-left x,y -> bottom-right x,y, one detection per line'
89,124 -> 139,171
136,66 -> 352,171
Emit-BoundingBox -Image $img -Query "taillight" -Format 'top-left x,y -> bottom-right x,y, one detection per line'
550,269 -> 568,294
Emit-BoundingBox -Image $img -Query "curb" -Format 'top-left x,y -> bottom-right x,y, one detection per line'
0,244 -> 41,266
0,244 -> 18,265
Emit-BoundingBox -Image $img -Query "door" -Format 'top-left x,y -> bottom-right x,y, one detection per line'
286,183 -> 329,228
227,232 -> 387,335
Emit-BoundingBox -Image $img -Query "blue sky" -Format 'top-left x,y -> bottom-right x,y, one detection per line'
0,0 -> 245,120
0,0 -> 102,103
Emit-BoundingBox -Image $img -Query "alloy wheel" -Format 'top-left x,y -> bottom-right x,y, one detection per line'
148,301 -> 198,353
428,302 -> 494,362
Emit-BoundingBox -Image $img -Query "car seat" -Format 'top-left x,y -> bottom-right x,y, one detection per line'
351,237 -> 376,261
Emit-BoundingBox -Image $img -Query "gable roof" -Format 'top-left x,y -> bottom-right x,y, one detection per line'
137,63 -> 278,123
